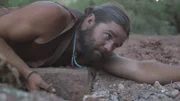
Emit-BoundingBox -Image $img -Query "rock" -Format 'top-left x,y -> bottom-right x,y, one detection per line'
154,81 -> 167,92
92,90 -> 110,98
136,98 -> 146,101
110,94 -> 118,101
172,82 -> 180,90
0,57 -> 21,88
156,93 -> 168,99
118,84 -> 125,90
160,89 -> 166,93
139,91 -> 154,99
0,87 -> 65,101
154,81 -> 162,88
166,90 -> 179,98
171,90 -> 179,97
83,95 -> 108,101
83,91 -> 119,101
175,94 -> 180,101
149,95 -> 159,99
35,68 -> 93,101
113,84 -> 116,87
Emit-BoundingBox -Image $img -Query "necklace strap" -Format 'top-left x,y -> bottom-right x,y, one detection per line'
71,31 -> 87,69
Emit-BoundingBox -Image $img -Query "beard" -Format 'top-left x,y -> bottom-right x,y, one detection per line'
78,26 -> 102,62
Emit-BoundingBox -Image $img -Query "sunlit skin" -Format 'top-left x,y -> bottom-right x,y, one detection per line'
76,14 -> 128,62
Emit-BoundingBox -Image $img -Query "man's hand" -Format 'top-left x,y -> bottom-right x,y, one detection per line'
26,72 -> 56,93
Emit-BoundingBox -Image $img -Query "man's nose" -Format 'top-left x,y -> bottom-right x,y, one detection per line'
104,42 -> 114,53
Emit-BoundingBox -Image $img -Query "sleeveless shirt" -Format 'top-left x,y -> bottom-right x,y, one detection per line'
0,3 -> 84,68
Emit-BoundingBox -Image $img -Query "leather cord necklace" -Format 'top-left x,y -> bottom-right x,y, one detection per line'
71,31 -> 87,69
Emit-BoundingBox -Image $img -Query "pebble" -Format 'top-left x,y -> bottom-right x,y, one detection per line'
137,98 -> 146,101
118,84 -> 125,90
113,84 -> 116,87
166,90 -> 179,98
154,81 -> 167,92
174,83 -> 180,90
139,92 -> 154,99
156,93 -> 168,99
92,90 -> 109,98
154,81 -> 162,88
140,84 -> 143,86
83,96 -> 108,101
149,95 -> 158,99
110,95 -> 118,101
161,89 -> 166,93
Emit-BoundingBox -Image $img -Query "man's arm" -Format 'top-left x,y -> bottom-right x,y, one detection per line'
0,1 -> 71,91
101,53 -> 180,84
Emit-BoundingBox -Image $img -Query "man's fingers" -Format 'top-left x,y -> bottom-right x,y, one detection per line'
47,83 -> 56,93
40,81 -> 56,93
26,83 -> 39,92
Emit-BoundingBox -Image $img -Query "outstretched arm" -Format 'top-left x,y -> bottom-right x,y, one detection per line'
101,53 -> 180,84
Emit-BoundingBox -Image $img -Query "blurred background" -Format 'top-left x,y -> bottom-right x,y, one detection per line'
1,0 -> 179,35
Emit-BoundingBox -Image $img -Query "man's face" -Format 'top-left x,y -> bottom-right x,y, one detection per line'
78,21 -> 128,62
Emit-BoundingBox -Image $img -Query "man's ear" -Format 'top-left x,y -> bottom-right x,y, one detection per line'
87,13 -> 95,25
81,13 -> 95,30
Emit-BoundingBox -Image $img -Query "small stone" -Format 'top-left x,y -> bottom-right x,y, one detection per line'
156,93 -> 167,99
149,95 -> 158,99
154,81 -> 167,92
154,81 -> 162,88
113,84 -> 116,87
83,96 -> 108,101
92,90 -> 109,98
110,94 -> 118,101
83,97 -> 108,101
165,90 -> 179,98
161,89 -> 166,93
170,90 -> 179,98
118,84 -> 125,90
174,83 -> 180,90
137,98 -> 146,101
139,92 -> 154,99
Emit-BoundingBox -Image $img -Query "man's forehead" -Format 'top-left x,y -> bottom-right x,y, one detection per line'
104,22 -> 127,39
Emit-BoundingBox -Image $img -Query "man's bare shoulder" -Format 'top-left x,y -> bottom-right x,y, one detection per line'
21,1 -> 73,42
3,1 -> 69,21
16,1 -> 71,26
23,1 -> 69,18
0,1 -> 72,42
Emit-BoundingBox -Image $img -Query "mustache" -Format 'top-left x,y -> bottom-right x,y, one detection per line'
96,46 -> 112,58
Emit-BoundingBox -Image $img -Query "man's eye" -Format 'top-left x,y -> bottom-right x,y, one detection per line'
105,33 -> 111,39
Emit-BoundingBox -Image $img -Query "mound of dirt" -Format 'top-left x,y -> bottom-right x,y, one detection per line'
115,35 -> 180,65
1,35 -> 180,101
91,35 -> 180,101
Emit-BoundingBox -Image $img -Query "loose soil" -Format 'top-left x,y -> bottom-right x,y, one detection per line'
1,35 -> 180,101
90,35 -> 180,101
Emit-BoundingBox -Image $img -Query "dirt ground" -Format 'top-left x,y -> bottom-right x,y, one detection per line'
36,35 -> 180,101
90,35 -> 180,101
1,35 -> 180,101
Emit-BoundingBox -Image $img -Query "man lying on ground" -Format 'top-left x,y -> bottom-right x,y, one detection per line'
0,1 -> 180,93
